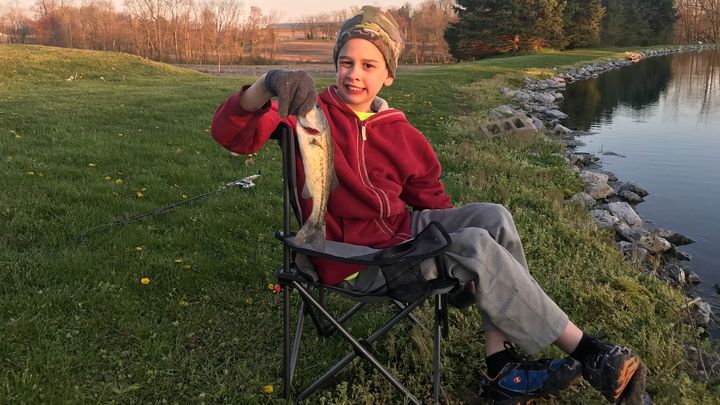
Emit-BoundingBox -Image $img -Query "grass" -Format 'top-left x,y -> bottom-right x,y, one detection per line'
1,44 -> 718,403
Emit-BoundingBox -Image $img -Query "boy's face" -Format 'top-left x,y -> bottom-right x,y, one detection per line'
335,38 -> 394,113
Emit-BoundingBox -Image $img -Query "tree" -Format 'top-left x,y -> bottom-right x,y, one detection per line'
600,0 -> 676,46
444,0 -> 566,60
563,0 -> 604,48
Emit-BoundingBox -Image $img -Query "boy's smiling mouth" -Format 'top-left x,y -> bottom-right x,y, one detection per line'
345,84 -> 365,93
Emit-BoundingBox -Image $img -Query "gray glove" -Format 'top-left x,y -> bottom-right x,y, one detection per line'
264,69 -> 317,118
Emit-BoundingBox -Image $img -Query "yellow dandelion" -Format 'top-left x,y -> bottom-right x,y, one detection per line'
263,385 -> 273,394
244,297 -> 253,305
174,259 -> 183,264
179,296 -> 189,307
27,171 -> 34,176
117,133 -> 124,137
87,163 -> 97,168
135,246 -> 143,252
115,179 -> 124,185
182,264 -> 192,270
135,191 -> 143,198
267,283 -> 274,291
181,194 -> 188,199
140,277 -> 151,285
104,175 -> 112,181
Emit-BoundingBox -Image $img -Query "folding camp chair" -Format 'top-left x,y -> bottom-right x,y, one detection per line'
271,124 -> 459,404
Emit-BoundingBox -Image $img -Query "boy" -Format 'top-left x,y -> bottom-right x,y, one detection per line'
210,6 -> 640,404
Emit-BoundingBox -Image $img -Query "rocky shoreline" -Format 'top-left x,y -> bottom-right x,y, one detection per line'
490,44 -> 718,332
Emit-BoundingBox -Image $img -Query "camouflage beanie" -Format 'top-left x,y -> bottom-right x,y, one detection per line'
333,6 -> 405,77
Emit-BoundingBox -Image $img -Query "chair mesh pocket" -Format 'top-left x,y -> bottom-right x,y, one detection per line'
380,258 -> 429,303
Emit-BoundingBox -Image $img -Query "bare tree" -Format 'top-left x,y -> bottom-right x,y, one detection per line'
676,0 -> 720,43
203,0 -> 243,69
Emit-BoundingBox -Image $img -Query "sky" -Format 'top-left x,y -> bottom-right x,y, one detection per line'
5,0 -> 428,23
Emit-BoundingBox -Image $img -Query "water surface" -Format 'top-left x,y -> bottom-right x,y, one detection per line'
561,49 -> 720,333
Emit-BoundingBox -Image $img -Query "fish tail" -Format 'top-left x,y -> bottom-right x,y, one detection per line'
295,222 -> 326,250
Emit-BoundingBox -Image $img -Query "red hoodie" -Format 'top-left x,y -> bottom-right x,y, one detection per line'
211,85 -> 452,284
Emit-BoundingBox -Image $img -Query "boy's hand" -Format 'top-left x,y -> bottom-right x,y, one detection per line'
264,70 -> 317,118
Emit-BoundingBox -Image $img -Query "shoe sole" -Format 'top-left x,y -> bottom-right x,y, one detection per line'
609,355 -> 640,402
491,373 -> 583,405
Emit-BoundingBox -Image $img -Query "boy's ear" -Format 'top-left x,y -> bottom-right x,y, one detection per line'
384,75 -> 394,87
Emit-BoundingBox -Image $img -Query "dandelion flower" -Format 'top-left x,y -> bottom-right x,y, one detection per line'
181,194 -> 188,199
179,296 -> 189,307
174,259 -> 183,264
27,171 -> 34,176
244,298 -> 253,305
182,264 -> 192,270
135,191 -> 143,198
135,246 -> 143,252
104,176 -> 112,181
267,283 -> 274,291
263,385 -> 273,394
87,163 -> 97,168
115,179 -> 124,185
140,277 -> 151,285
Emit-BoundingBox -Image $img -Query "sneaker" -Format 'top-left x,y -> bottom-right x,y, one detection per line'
481,349 -> 582,404
582,343 -> 640,402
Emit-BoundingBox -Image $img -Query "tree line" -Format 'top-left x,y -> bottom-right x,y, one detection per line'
1,0 -> 718,64
0,0 -> 456,64
444,0 -> 684,60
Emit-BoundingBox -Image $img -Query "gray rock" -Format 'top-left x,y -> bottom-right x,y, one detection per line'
696,301 -> 712,327
553,123 -> 572,134
687,270 -> 702,285
608,202 -> 643,227
568,152 -> 599,167
587,184 -> 614,199
545,109 -> 569,119
554,92 -> 564,101
619,182 -> 649,197
533,92 -> 556,104
590,209 -> 619,228
570,192 -> 597,208
615,223 -> 672,253
617,241 -> 649,265
495,104 -> 516,117
618,189 -> 644,204
601,151 -> 626,157
580,170 -> 609,185
666,263 -> 686,285
668,246 -> 693,261
563,139 -> 585,148
651,228 -> 695,246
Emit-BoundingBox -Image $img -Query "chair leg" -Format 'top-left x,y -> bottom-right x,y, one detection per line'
283,285 -> 292,400
289,301 -> 306,384
433,294 -> 444,403
293,280 -> 423,405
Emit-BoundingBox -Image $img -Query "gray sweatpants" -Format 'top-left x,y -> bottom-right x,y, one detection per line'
340,203 -> 569,354
412,203 -> 569,354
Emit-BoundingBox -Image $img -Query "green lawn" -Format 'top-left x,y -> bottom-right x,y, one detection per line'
1,44 -> 717,404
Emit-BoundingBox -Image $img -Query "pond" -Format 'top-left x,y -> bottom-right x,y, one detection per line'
561,49 -> 720,336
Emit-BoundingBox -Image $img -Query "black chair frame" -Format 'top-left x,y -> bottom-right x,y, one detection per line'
272,124 -> 458,404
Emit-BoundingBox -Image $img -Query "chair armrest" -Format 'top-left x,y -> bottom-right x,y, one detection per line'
275,222 -> 452,266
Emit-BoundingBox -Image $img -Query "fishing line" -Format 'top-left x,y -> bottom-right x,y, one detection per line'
76,174 -> 260,239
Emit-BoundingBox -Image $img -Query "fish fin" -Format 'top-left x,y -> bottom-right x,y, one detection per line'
295,222 -> 326,251
330,169 -> 340,192
301,181 -> 312,199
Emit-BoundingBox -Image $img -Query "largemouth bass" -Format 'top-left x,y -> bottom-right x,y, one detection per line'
295,104 -> 338,250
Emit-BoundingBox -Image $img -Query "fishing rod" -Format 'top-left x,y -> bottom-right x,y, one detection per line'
76,174 -> 260,239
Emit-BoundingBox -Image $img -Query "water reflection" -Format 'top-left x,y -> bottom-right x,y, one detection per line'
562,49 -> 719,131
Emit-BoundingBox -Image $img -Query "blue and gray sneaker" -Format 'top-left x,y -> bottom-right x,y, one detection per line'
481,351 -> 582,405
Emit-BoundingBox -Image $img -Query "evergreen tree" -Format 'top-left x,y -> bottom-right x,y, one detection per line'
444,0 -> 566,60
563,0 -> 604,48
600,0 -> 677,46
